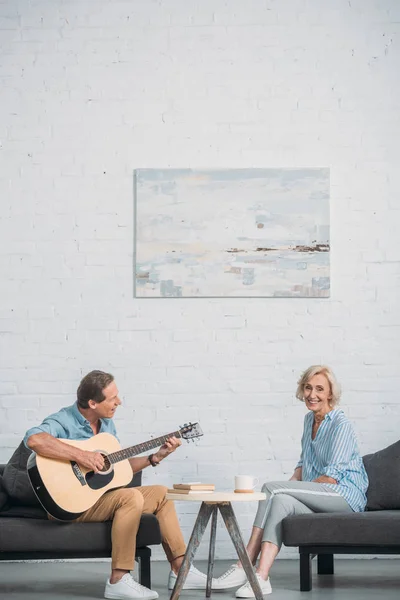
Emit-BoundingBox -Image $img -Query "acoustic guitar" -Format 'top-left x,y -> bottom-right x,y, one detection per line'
27,423 -> 203,521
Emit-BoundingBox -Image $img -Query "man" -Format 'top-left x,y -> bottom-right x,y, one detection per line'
24,370 -> 209,600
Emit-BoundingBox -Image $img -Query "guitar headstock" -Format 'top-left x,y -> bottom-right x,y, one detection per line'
179,422 -> 203,441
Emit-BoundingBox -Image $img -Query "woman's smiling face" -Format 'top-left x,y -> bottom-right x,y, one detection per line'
303,373 -> 332,416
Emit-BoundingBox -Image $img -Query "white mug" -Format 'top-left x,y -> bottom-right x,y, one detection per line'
234,475 -> 259,492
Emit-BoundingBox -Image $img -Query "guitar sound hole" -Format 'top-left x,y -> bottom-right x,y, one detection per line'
101,455 -> 111,472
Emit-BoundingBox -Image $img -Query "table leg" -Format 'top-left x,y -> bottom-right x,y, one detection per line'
218,503 -> 264,600
206,505 -> 218,597
170,502 -> 214,600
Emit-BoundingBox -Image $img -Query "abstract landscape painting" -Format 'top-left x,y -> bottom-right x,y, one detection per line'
134,168 -> 330,298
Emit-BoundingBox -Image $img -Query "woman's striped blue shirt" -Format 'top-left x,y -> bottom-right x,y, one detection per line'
296,408 -> 368,512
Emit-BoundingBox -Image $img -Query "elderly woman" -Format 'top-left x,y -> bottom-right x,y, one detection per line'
213,365 -> 368,598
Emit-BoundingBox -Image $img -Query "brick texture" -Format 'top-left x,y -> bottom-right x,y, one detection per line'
1,0 -> 400,559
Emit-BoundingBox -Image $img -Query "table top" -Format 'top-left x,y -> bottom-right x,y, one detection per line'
166,492 -> 266,503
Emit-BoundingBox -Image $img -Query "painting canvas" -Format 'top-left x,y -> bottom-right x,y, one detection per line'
134,168 -> 330,298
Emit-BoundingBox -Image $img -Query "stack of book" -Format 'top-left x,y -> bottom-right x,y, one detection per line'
168,483 -> 215,495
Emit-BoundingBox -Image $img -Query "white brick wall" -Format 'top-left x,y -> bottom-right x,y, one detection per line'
1,0 -> 400,560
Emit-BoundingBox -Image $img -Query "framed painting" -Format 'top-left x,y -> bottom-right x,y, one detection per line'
134,168 -> 330,298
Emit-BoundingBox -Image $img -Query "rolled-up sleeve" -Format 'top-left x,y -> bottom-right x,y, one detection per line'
323,421 -> 356,483
24,418 -> 67,448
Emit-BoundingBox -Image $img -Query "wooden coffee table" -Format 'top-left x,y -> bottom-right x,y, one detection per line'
166,491 -> 266,600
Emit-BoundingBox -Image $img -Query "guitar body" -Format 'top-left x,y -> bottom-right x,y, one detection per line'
27,433 -> 133,521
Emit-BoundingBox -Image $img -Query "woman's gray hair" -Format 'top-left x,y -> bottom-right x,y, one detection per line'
296,365 -> 341,407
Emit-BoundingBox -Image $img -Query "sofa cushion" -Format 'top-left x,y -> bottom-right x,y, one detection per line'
283,510 -> 400,547
0,514 -> 161,554
363,439 -> 400,510
0,505 -> 48,519
2,442 -> 41,507
0,473 -> 9,511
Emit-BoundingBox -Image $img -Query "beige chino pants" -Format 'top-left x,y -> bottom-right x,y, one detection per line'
51,485 -> 186,571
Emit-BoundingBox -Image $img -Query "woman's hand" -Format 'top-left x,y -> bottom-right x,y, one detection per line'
289,467 -> 302,481
154,436 -> 182,463
313,475 -> 337,485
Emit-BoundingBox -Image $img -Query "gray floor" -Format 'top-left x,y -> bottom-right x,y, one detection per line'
0,559 -> 399,599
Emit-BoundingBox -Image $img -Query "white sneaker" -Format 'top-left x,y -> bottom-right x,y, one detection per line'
212,564 -> 248,590
235,574 -> 272,598
168,564 -> 215,590
105,573 -> 159,600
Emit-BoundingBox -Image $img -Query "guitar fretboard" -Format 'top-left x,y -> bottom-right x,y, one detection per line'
108,430 -> 182,464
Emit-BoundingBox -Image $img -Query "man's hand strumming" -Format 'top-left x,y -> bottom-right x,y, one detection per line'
79,451 -> 105,473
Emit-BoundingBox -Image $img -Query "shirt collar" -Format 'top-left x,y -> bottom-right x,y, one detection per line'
71,402 -> 90,425
325,408 -> 340,421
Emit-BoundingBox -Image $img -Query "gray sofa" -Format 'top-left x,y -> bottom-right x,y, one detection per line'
282,439 -> 400,590
0,446 -> 162,589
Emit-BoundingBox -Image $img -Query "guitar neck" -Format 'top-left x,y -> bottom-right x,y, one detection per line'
108,430 -> 182,464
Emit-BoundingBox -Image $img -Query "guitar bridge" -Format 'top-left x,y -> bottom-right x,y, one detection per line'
70,461 -> 87,486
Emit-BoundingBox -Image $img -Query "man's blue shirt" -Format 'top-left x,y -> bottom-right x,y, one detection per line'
24,402 -> 118,447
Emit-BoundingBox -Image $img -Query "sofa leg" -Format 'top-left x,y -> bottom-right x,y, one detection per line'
137,547 -> 152,589
300,552 -> 312,591
317,554 -> 334,575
